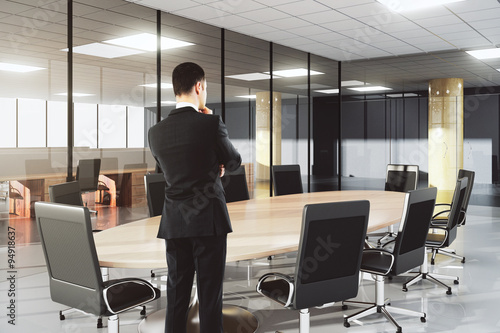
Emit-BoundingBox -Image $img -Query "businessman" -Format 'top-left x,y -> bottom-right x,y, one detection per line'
148,62 -> 241,333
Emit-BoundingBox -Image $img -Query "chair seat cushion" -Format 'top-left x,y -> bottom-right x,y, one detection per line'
426,233 -> 446,246
360,251 -> 393,275
257,279 -> 290,306
104,279 -> 160,314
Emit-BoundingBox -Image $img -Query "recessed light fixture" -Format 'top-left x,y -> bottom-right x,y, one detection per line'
386,93 -> 419,98
140,83 -> 173,89
236,95 -> 257,99
315,89 -> 339,94
55,92 -> 94,97
226,73 -> 271,81
466,48 -> 500,60
104,33 -> 194,52
341,80 -> 365,87
349,86 -> 392,92
62,43 -> 145,58
377,0 -> 466,12
265,68 -> 324,77
0,62 -> 45,72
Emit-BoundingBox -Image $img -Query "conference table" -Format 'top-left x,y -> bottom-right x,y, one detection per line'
94,190 -> 406,332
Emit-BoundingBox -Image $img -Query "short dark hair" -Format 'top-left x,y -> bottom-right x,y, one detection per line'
172,62 -> 205,96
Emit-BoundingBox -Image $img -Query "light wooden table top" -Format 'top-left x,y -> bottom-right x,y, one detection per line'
94,190 -> 406,269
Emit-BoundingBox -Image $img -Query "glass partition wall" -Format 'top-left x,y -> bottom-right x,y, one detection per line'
2,0 -> 500,237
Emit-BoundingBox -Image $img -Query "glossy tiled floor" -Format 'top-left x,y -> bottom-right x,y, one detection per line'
1,204 -> 499,333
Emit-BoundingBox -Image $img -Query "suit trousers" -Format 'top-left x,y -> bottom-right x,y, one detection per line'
164,234 -> 227,333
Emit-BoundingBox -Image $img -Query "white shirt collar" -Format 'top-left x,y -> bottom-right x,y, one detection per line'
176,102 -> 198,111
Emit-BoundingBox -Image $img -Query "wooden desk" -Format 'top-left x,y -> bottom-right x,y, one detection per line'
94,190 -> 405,333
95,190 -> 405,268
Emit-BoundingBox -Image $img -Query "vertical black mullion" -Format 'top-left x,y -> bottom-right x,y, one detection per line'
67,0 -> 73,182
221,29 -> 225,122
156,10 -> 161,124
307,53 -> 311,193
269,42 -> 273,197
16,99 -> 19,148
337,61 -> 342,190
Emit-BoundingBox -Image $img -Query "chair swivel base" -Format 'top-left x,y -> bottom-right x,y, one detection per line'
343,299 -> 426,333
431,248 -> 465,265
403,272 -> 458,295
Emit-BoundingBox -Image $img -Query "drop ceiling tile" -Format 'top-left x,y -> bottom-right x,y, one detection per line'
237,7 -> 291,22
376,21 -> 421,33
231,23 -> 276,35
300,10 -> 350,24
171,5 -> 222,21
401,6 -> 452,20
253,30 -> 298,41
205,0 -> 267,14
440,30 -> 489,42
413,14 -> 464,28
447,0 -> 500,13
336,2 -> 391,18
429,23 -> 476,35
287,24 -> 331,36
275,0 -> 332,16
322,19 -> 372,32
203,14 -> 255,29
458,8 -> 500,22
265,17 -> 311,30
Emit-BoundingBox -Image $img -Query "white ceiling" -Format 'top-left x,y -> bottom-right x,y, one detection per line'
127,0 -> 500,90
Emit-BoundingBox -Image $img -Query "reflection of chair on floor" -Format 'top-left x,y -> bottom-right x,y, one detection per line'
343,187 -> 437,333
403,178 -> 467,295
97,181 -> 110,205
144,173 -> 167,278
429,169 -> 475,265
9,184 -> 23,216
257,200 -> 369,332
35,202 -> 160,333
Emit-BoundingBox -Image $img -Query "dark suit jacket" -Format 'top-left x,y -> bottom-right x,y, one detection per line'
148,107 -> 242,240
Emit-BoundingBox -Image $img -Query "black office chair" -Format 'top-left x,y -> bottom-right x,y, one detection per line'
257,200 -> 370,332
144,173 -> 167,278
369,164 -> 419,246
144,173 -> 166,218
34,202 -> 160,333
403,178 -> 467,295
343,187 -> 437,333
76,158 -> 101,193
49,181 -> 98,217
272,164 -> 303,196
221,165 -> 250,203
429,169 -> 475,264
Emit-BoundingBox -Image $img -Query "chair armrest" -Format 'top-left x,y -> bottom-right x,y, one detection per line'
432,209 -> 450,220
256,273 -> 294,307
103,278 -> 158,314
426,227 -> 449,247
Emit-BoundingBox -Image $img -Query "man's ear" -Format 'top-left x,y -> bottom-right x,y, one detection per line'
194,81 -> 203,95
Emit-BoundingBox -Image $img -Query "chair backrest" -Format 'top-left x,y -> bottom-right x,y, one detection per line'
48,181 -> 84,206
76,158 -> 101,193
385,164 -> 419,192
457,169 -> 475,212
144,173 -> 166,217
292,200 -> 369,310
221,165 -> 250,203
272,164 -> 303,196
34,201 -> 105,316
391,187 -> 437,275
447,177 -> 468,231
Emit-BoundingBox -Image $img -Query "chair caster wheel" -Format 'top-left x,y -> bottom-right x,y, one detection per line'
150,270 -> 156,278
430,259 -> 435,265
97,317 -> 103,328
454,280 -> 459,285
446,289 -> 452,295
140,306 -> 146,316
342,305 -> 348,310
396,328 -> 402,333
343,320 -> 350,328
461,258 -> 465,263
402,287 -> 408,292
421,317 -> 426,323
59,311 -> 65,321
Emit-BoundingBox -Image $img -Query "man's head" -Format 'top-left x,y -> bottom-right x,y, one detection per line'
172,61 -> 205,95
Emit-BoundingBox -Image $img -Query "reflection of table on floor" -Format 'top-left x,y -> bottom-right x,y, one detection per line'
94,190 -> 406,332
